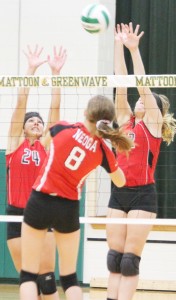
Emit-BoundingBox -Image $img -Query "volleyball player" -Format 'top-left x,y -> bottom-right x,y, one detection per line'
6,44 -> 67,300
106,23 -> 176,300
19,95 -> 133,300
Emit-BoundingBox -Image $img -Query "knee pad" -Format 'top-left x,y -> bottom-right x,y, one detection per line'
121,253 -> 141,276
60,272 -> 79,292
38,272 -> 57,295
107,249 -> 123,273
20,270 -> 38,285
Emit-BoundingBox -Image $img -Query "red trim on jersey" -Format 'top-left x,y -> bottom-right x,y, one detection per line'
118,117 -> 162,186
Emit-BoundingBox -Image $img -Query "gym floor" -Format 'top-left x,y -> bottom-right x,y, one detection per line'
0,284 -> 176,300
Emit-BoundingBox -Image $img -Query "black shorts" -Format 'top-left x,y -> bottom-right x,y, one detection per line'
23,190 -> 80,233
6,205 -> 24,240
6,204 -> 53,240
108,184 -> 157,214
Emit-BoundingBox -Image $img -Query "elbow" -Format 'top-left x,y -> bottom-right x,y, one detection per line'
111,168 -> 126,188
117,176 -> 126,187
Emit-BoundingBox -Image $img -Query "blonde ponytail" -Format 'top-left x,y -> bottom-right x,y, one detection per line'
162,113 -> 176,145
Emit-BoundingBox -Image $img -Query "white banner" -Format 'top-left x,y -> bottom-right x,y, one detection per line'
0,75 -> 176,88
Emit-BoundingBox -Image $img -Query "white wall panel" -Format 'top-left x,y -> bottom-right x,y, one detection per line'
0,0 -> 115,149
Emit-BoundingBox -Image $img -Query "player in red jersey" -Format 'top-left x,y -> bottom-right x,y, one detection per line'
6,44 -> 67,300
19,95 -> 133,300
106,23 -> 176,300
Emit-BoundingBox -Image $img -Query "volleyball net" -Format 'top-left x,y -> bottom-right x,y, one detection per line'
0,74 -> 176,226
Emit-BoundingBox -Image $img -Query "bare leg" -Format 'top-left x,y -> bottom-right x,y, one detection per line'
55,230 -> 83,300
7,236 -> 43,300
106,208 -> 127,299
106,209 -> 156,300
118,210 -> 156,300
20,222 -> 47,300
118,276 -> 139,300
39,232 -> 59,300
7,237 -> 22,272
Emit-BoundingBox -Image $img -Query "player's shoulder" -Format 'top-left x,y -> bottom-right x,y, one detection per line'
50,121 -> 84,136
51,120 -> 83,128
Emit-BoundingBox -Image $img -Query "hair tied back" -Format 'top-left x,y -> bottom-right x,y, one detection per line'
96,119 -> 111,130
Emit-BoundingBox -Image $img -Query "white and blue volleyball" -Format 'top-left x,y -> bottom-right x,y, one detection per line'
81,3 -> 111,34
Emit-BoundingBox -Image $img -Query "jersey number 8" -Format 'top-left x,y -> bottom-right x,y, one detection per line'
65,146 -> 85,170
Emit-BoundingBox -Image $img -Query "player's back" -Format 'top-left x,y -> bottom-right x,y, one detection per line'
33,121 -> 117,199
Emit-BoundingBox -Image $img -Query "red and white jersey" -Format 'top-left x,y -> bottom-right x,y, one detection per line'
6,139 -> 47,208
33,121 -> 118,200
117,116 -> 162,186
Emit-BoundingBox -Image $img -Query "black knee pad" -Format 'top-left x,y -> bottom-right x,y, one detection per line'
38,272 -> 57,295
20,270 -> 38,285
60,273 -> 79,292
121,253 -> 141,276
107,249 -> 123,273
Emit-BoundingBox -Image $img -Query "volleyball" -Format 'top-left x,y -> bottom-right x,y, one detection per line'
81,3 -> 111,34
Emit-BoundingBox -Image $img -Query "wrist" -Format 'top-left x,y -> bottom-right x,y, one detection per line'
115,41 -> 123,49
129,47 -> 139,54
26,67 -> 37,75
52,71 -> 60,76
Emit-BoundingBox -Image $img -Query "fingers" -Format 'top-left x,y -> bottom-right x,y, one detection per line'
52,45 -> 67,58
116,23 -> 121,34
23,44 -> 44,57
22,49 -> 28,58
114,23 -> 126,43
129,22 -> 133,33
58,46 -> 63,57
47,46 -> 67,73
53,46 -> 57,57
138,31 -> 144,39
23,44 -> 67,61
134,24 -> 140,35
27,45 -> 32,55
37,46 -> 44,57
116,22 -> 144,37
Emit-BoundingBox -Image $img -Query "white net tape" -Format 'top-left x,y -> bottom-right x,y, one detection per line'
0,75 -> 176,87
0,215 -> 176,225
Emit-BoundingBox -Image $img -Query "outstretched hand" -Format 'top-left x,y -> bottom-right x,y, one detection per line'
48,46 -> 67,75
23,45 -> 47,71
116,22 -> 144,51
114,23 -> 124,44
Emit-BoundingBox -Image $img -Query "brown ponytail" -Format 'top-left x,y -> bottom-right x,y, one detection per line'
96,121 -> 133,154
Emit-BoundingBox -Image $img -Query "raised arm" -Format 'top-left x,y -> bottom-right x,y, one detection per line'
114,24 -> 132,126
41,46 -> 67,147
6,45 -> 46,154
121,23 -> 163,135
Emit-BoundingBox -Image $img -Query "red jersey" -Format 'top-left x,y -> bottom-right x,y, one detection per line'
117,117 -> 162,186
33,121 -> 118,200
6,139 -> 47,208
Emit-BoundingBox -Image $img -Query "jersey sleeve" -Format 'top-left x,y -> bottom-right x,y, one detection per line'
50,121 -> 70,137
100,141 -> 118,173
